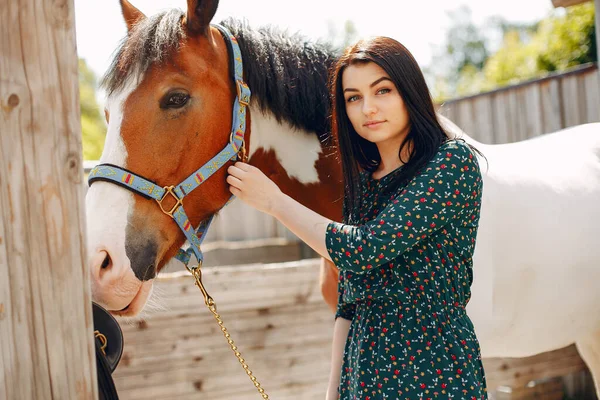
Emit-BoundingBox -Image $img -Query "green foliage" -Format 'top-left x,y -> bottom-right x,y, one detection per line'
431,3 -> 596,102
484,3 -> 596,88
79,58 -> 106,160
535,3 -> 596,71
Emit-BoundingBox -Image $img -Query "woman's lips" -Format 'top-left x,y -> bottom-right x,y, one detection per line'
364,120 -> 385,128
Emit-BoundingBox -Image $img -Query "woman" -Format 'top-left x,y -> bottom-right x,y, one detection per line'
227,36 -> 487,400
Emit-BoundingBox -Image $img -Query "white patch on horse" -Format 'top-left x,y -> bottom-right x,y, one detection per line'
248,106 -> 322,184
458,121 -> 600,358
86,79 -> 139,276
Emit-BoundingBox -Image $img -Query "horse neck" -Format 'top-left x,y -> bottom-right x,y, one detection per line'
223,20 -> 343,220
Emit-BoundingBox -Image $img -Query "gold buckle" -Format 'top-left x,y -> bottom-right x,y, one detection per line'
156,186 -> 182,218
236,80 -> 249,107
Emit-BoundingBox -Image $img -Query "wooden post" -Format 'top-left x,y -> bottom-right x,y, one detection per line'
0,1 -> 97,399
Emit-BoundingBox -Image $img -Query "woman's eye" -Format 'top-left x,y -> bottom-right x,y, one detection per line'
377,88 -> 391,95
346,95 -> 359,103
161,92 -> 190,109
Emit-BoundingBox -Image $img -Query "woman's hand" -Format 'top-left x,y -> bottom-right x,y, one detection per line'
227,162 -> 282,215
227,161 -> 333,261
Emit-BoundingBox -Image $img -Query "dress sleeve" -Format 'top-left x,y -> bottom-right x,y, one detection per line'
325,141 -> 482,274
334,272 -> 356,320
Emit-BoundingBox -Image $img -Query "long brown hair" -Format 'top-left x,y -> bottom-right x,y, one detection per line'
330,37 -> 468,224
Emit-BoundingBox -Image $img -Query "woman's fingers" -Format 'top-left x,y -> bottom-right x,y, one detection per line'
227,165 -> 244,178
229,185 -> 241,195
226,174 -> 243,189
234,161 -> 250,172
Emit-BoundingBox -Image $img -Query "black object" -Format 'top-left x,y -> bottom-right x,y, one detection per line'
93,302 -> 123,400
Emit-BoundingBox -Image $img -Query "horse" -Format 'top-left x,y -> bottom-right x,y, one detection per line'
85,0 -> 600,395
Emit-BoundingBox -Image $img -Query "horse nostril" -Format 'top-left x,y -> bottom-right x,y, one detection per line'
101,253 -> 111,269
142,264 -> 156,281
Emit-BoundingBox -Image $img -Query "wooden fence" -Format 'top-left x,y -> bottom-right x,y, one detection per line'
113,261 -> 331,400
111,260 -> 596,399
439,63 -> 600,144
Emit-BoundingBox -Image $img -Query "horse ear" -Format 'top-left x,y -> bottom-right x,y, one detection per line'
119,0 -> 146,32
186,0 -> 219,35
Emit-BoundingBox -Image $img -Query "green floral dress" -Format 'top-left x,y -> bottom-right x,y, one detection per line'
326,140 -> 487,400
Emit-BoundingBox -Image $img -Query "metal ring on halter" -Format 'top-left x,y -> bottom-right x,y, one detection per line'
184,260 -> 201,274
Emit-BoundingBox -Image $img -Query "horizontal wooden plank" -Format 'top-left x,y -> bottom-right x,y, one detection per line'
496,377 -> 564,400
114,344 -> 331,398
483,344 -> 587,389
118,303 -> 332,359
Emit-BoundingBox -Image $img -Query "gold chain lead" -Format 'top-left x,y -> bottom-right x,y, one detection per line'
190,266 -> 269,399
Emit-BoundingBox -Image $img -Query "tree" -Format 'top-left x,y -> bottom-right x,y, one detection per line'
426,6 -> 491,99
484,3 -> 596,87
79,58 -> 106,160
430,3 -> 596,102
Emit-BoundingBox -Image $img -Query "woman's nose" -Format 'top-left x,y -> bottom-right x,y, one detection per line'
362,98 -> 377,116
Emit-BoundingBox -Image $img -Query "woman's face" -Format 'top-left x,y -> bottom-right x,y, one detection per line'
342,62 -> 410,147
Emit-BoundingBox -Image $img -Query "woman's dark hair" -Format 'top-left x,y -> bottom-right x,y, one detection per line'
330,36 -> 481,224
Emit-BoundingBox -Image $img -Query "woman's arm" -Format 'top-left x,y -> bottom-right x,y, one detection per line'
227,141 -> 481,273
227,162 -> 333,260
326,317 -> 351,400
269,192 -> 333,261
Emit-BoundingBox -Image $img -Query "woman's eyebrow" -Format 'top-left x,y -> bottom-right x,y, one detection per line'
343,77 -> 392,93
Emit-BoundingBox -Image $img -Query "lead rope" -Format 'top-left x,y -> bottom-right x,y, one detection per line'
186,262 -> 269,399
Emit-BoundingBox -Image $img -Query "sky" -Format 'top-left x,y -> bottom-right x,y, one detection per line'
74,0 -> 555,88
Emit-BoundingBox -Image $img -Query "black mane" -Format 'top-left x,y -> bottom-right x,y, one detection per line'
222,18 -> 337,138
101,10 -> 338,138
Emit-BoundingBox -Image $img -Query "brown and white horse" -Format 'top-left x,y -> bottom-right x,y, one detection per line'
87,0 -> 600,395
87,0 -> 343,316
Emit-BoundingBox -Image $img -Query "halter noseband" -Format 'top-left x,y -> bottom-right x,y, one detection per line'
88,24 -> 250,270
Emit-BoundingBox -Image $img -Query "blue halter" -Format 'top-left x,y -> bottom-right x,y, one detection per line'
88,24 -> 251,271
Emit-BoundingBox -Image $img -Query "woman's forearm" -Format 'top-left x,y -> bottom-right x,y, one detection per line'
270,192 -> 333,261
327,317 -> 351,398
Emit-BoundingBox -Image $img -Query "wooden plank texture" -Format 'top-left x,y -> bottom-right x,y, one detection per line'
440,65 -> 597,144
111,261 -> 594,399
0,0 -> 97,399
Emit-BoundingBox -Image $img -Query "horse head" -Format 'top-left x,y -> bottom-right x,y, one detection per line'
86,0 -> 244,315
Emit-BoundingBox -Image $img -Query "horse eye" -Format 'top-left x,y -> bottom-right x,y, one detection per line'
161,92 -> 190,109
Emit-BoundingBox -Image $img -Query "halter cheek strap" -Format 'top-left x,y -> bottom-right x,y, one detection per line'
88,24 -> 250,270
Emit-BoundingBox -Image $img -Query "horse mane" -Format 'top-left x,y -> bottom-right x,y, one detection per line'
101,10 -> 185,97
222,18 -> 337,138
101,10 -> 338,138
